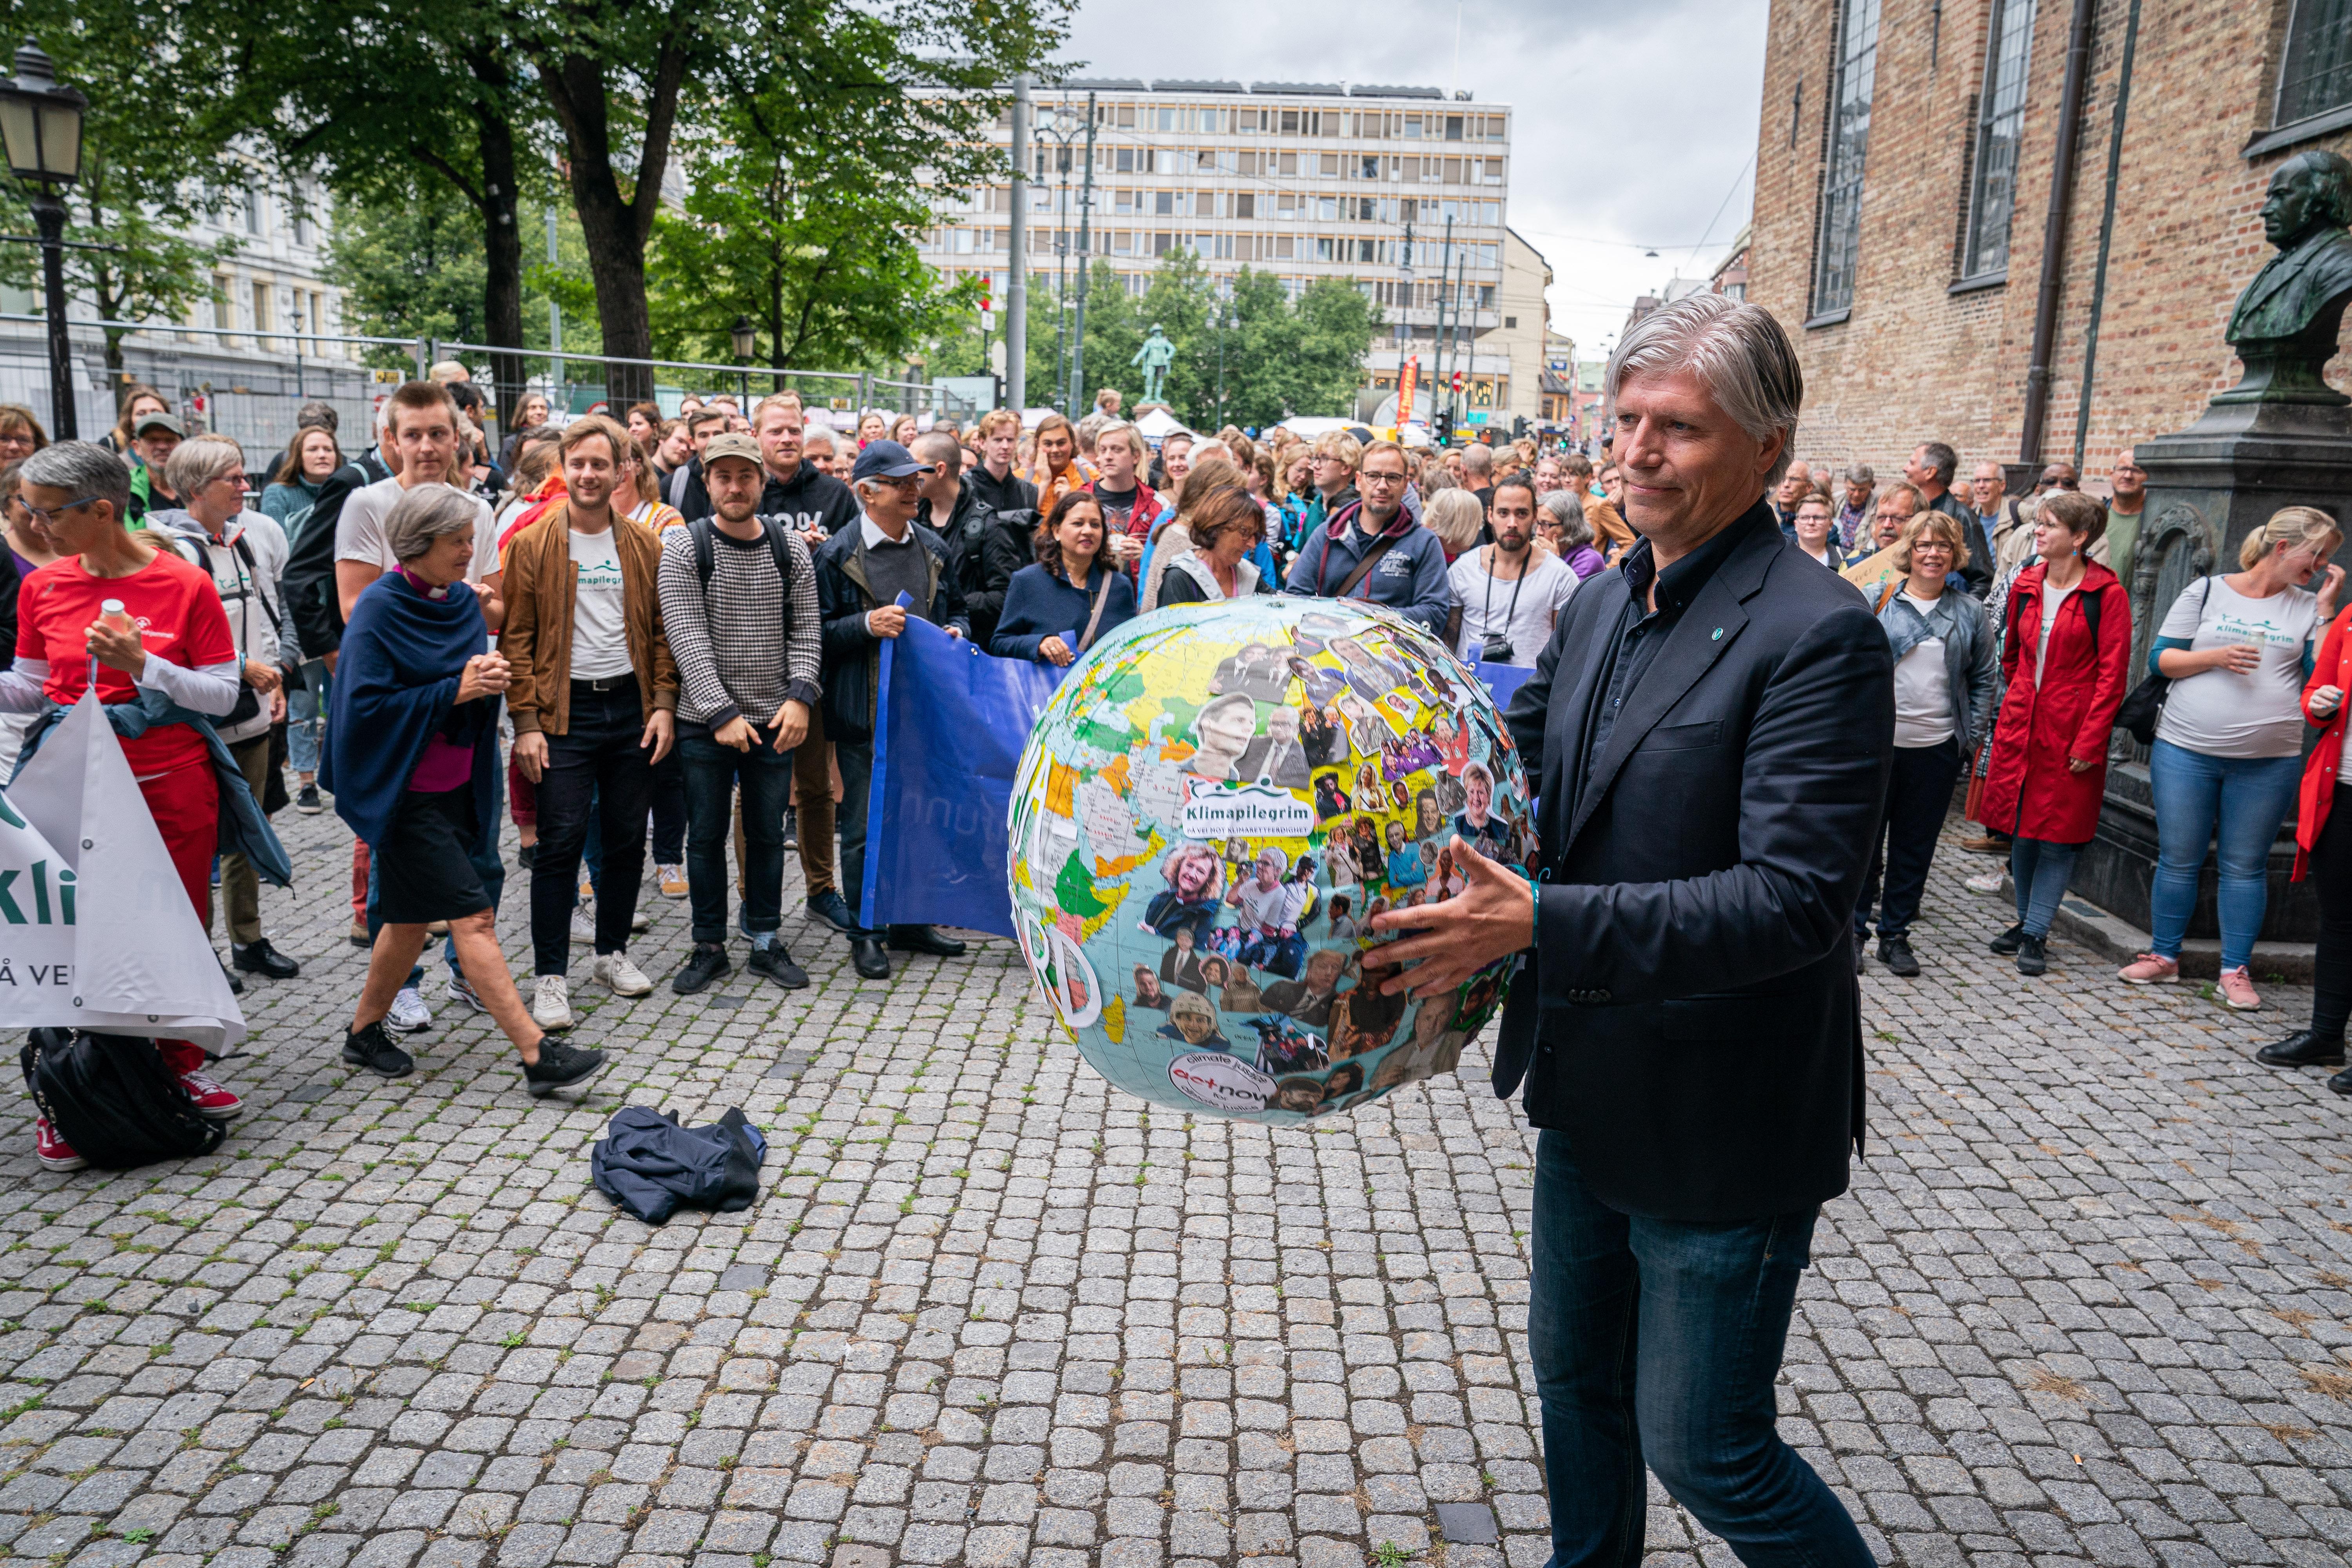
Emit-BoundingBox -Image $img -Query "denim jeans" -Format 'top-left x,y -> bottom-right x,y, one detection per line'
2147,738 -> 2299,969
287,657 -> 329,775
1527,1132 -> 1871,1568
650,744 -> 687,866
2010,836 -> 2083,938
1854,737 -> 1963,942
836,740 -> 876,933
679,721 -> 795,947
529,685 -> 653,975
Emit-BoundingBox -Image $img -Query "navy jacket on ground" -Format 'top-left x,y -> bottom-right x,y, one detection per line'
1281,500 -> 1453,636
989,561 -> 1138,661
1495,500 -> 1895,1223
590,1106 -> 766,1224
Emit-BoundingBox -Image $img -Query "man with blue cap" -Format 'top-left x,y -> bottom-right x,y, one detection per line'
811,440 -> 972,978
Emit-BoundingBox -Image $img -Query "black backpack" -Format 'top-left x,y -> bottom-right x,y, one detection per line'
688,515 -> 799,589
21,1029 -> 227,1169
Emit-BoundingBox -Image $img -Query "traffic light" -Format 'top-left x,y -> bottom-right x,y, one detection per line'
1512,415 -> 1530,441
980,281 -> 994,331
1434,410 -> 1453,447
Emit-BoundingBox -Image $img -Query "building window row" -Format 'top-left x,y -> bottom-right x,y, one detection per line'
1042,145 -> 1501,185
933,224 -> 1503,271
1024,103 -> 1506,142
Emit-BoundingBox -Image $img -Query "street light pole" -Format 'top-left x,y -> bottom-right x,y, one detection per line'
0,41 -> 89,440
29,188 -> 69,438
1007,76 -> 1029,414
1071,92 -> 1096,417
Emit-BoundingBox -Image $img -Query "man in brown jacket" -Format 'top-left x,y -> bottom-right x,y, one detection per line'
501,414 -> 679,1031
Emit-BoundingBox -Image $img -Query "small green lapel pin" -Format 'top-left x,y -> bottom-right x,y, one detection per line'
1711,626 -> 1724,641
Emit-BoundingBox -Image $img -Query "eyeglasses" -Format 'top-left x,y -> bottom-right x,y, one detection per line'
20,494 -> 100,526
1361,470 -> 1407,486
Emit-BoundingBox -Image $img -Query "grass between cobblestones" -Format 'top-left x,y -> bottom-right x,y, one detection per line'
4,807 -> 2352,1568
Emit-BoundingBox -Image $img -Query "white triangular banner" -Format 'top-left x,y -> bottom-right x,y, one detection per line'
1,690 -> 245,1051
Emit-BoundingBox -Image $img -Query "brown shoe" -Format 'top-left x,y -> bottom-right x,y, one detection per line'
1960,834 -> 2011,856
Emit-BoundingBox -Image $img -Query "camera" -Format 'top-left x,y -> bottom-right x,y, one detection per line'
1481,633 -> 1515,665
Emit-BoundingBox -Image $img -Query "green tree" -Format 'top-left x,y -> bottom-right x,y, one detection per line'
215,0 -> 547,420
646,65 -> 990,375
0,4 -> 243,379
325,187 -> 599,372
521,0 -> 1069,403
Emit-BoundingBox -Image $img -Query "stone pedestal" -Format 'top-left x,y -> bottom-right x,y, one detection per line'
2068,388 -> 2352,947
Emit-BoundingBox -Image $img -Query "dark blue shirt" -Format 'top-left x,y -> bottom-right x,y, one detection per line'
989,561 -> 1137,661
1578,507 -> 1766,806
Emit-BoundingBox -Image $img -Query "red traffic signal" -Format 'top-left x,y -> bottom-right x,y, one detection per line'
1451,370 -> 1465,394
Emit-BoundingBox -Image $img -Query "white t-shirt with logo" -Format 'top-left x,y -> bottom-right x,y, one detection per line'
567,528 -> 633,681
2156,577 -> 2320,759
1891,592 -> 1954,749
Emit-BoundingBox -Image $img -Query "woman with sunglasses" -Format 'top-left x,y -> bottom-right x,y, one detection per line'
2118,507 -> 2344,1007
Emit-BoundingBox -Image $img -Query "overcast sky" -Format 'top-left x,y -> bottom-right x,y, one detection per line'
1057,0 -> 1766,364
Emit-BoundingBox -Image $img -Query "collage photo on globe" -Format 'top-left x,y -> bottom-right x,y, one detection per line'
1008,598 -> 1532,1124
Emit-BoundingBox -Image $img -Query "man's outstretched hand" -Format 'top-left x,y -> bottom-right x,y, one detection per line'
1363,835 -> 1535,1000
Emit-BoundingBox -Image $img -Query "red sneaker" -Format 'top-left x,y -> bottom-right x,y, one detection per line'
34,1117 -> 86,1172
177,1069 -> 244,1120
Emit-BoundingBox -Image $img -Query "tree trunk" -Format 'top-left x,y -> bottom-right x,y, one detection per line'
537,32 -> 689,408
469,73 -> 528,429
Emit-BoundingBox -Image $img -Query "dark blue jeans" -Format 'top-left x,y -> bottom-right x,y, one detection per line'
2009,835 -> 2083,940
1528,1131 -> 1871,1568
529,684 -> 653,976
1854,737 -> 1963,942
679,720 -> 796,947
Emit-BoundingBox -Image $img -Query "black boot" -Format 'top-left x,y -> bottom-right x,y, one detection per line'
2015,933 -> 2047,976
1878,935 -> 1920,977
1989,923 -> 2025,956
851,936 -> 892,980
2258,1029 -> 2348,1068
2331,1064 -> 2352,1097
888,924 -> 967,957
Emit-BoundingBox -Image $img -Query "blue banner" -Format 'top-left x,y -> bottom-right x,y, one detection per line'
861,608 -> 1073,937
862,607 -> 1536,940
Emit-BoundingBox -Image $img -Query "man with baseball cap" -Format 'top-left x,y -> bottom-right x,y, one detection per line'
127,410 -> 186,523
656,432 -> 822,995
811,439 -> 969,979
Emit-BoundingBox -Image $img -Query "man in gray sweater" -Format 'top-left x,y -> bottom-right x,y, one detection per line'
655,433 -> 824,995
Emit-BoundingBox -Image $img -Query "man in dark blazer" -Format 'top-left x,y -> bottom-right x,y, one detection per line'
1368,292 -> 1893,1568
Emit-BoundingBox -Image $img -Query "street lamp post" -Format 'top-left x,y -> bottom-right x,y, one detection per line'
0,40 -> 87,440
730,314 -> 756,406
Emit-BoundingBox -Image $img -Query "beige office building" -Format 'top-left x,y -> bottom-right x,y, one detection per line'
924,78 -> 1533,423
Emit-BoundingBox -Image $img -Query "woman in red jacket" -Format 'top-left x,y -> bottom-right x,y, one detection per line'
1977,492 -> 2132,975
2258,601 -> 2352,1091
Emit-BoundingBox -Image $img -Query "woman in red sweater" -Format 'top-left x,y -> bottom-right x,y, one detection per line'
1976,492 -> 2133,976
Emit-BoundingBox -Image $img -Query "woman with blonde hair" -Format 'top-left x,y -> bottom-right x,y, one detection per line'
0,403 -> 47,465
2119,505 -> 2344,1007
1423,488 -> 1485,563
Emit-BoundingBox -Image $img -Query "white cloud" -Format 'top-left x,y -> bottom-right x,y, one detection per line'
1056,0 -> 1766,362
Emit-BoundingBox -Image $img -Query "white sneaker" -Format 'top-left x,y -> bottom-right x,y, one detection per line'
570,902 -> 596,945
630,903 -> 648,933
593,951 -> 653,996
1963,869 -> 2005,894
532,974 -> 574,1032
387,986 -> 433,1033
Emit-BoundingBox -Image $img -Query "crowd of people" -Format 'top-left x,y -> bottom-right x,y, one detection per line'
9,352 -> 2352,1169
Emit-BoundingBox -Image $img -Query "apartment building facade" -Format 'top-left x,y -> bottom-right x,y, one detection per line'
923,78 -> 1533,418
0,161 -> 369,449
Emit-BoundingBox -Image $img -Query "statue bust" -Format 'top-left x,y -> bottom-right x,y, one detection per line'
2217,150 -> 2352,406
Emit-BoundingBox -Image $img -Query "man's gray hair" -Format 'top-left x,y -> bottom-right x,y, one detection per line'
1606,292 -> 1804,486
163,434 -> 247,503
1462,443 -> 1494,477
21,440 -> 131,522
383,482 -> 481,563
1844,462 -> 1875,485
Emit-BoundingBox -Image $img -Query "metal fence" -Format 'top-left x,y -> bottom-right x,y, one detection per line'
0,316 -> 982,465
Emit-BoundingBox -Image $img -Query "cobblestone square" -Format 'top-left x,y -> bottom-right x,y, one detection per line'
9,810 -> 2352,1568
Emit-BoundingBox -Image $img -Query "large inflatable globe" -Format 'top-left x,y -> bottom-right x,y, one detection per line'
1007,597 -> 1533,1122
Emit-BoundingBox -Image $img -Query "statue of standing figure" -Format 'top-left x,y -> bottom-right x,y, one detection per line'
1132,325 -> 1175,404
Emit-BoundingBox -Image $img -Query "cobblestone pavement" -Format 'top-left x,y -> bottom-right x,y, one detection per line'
9,805 -> 2352,1568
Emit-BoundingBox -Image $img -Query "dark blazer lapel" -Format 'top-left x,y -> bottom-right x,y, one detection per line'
1566,522 -> 1778,847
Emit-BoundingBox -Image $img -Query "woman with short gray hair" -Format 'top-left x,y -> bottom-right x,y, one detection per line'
1536,490 -> 1604,579
324,480 -> 606,1096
